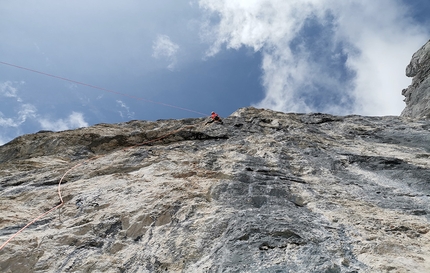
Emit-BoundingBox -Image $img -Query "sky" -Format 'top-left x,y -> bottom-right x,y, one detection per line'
1,0 -> 429,145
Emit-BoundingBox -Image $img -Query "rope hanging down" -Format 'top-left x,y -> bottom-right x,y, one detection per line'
0,61 -> 207,117
0,123 -> 199,251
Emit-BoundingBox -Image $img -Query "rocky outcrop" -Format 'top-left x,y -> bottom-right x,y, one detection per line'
401,40 -> 430,119
1,107 -> 429,273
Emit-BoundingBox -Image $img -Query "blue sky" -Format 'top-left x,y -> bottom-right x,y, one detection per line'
1,0 -> 429,145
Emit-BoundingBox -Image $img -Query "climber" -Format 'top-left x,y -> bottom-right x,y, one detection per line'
205,111 -> 223,125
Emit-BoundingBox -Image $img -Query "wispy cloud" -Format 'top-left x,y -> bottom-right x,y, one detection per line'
116,100 -> 135,119
18,104 -> 37,124
39,112 -> 89,131
0,103 -> 37,145
0,81 -> 24,102
0,81 -> 37,144
0,113 -> 16,127
0,104 -> 37,127
152,34 -> 180,70
198,0 -> 428,115
0,81 -> 36,126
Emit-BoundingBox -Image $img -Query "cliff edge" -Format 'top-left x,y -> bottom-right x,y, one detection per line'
1,41 -> 430,273
401,40 -> 430,119
0,108 -> 429,273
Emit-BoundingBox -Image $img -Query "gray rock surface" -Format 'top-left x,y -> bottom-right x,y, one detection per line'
401,40 -> 430,119
1,107 -> 429,273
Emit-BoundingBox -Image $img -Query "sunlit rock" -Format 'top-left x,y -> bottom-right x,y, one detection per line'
402,40 -> 430,120
1,106 -> 429,272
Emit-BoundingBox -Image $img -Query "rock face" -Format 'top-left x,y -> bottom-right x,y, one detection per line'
401,40 -> 430,119
0,107 -> 429,273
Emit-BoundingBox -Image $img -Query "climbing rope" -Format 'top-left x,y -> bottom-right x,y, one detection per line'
0,123 -> 200,251
0,60 -> 214,251
0,61 -> 208,117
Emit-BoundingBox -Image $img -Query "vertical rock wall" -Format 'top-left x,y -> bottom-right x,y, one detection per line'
401,40 -> 430,119
0,109 -> 429,272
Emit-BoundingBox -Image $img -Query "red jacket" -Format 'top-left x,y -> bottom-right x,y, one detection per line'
211,112 -> 219,119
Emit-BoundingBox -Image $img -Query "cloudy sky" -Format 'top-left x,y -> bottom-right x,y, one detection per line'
1,0 -> 429,145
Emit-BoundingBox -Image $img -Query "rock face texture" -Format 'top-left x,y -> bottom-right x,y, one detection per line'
0,107 -> 429,273
401,40 -> 430,119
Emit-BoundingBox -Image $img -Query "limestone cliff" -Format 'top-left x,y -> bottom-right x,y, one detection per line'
0,107 -> 429,273
401,39 -> 430,119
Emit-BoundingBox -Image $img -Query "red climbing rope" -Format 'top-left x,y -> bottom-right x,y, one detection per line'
0,60 -> 210,251
0,61 -> 208,117
0,124 -> 198,251
0,156 -> 96,251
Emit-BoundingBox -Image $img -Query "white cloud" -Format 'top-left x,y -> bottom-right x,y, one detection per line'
0,104 -> 37,127
39,112 -> 89,131
0,82 -> 36,129
18,104 -> 38,124
198,0 -> 428,115
152,34 -> 180,70
0,103 -> 37,146
0,114 -> 16,127
0,83 -> 38,143
331,1 -> 427,115
0,81 -> 24,102
116,100 -> 135,119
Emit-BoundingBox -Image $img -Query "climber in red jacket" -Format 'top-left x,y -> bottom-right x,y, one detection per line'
205,111 -> 223,125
